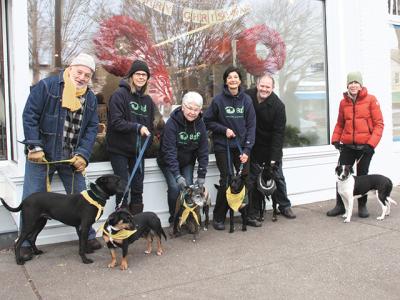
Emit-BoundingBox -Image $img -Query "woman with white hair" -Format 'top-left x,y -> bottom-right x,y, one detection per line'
157,91 -> 209,223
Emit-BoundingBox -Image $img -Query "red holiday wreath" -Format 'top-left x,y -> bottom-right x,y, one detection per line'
237,24 -> 286,76
93,15 -> 172,104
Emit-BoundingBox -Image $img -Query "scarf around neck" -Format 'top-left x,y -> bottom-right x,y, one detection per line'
62,69 -> 87,112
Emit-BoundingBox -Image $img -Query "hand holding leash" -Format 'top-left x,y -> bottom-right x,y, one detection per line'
28,150 -> 46,162
195,177 -> 205,188
226,128 -> 236,138
176,175 -> 187,191
71,155 -> 87,173
140,126 -> 151,136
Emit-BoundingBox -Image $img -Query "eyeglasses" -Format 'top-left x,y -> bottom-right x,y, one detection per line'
134,72 -> 148,78
183,103 -> 201,113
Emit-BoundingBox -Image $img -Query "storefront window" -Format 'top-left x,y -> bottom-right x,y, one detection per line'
27,0 -> 328,161
390,25 -> 400,141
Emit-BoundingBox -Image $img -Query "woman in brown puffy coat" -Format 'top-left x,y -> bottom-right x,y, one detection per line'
327,71 -> 384,218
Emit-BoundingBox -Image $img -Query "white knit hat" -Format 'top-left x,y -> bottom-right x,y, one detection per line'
70,53 -> 96,72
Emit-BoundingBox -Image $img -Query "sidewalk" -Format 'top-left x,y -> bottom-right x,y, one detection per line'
1,187 -> 400,300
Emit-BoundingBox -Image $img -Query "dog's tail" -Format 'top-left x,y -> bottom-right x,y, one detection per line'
0,197 -> 22,212
386,197 -> 397,205
160,228 -> 167,241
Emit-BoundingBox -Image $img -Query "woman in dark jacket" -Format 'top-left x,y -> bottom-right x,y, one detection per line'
203,66 -> 256,230
157,91 -> 209,223
106,60 -> 156,214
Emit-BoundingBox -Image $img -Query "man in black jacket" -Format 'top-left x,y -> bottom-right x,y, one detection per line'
246,74 -> 296,227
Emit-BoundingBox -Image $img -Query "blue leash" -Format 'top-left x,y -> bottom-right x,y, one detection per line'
118,134 -> 151,209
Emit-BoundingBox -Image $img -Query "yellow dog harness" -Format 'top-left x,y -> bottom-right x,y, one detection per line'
81,190 -> 104,222
179,199 -> 200,227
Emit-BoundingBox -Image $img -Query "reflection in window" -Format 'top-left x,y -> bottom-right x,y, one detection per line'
27,0 -> 329,161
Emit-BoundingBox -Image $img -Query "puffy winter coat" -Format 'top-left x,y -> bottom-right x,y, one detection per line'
331,87 -> 384,148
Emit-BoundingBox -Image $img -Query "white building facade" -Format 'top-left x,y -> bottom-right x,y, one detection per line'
0,0 -> 399,245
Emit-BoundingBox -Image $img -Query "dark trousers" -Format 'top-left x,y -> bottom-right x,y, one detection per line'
336,147 -> 373,204
110,153 -> 145,207
247,160 -> 291,219
213,149 -> 249,223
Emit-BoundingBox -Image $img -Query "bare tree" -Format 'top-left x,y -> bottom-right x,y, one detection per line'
251,0 -> 325,128
121,0 -> 246,105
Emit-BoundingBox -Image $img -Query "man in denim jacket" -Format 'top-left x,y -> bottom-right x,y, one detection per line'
20,53 -> 100,261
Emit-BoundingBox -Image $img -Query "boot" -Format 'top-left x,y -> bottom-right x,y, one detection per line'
129,202 -> 144,215
358,197 -> 369,218
327,197 -> 345,217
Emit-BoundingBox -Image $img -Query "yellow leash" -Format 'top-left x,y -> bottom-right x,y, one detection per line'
30,157 -> 82,192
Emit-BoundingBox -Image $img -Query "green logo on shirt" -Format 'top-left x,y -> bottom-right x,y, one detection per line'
130,101 -> 147,116
178,131 -> 200,144
225,106 -> 244,118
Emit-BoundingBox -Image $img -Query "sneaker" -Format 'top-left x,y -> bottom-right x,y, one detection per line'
87,238 -> 102,251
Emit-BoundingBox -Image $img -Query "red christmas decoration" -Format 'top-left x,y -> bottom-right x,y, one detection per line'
236,24 -> 286,76
93,15 -> 172,104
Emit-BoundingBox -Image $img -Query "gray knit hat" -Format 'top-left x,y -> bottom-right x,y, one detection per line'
70,53 -> 96,72
347,71 -> 363,86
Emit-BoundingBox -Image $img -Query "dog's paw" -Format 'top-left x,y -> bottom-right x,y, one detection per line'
144,249 -> 151,255
108,259 -> 117,268
343,218 -> 350,223
120,261 -> 128,270
377,216 -> 385,221
33,249 -> 44,255
342,214 -> 347,218
156,249 -> 163,256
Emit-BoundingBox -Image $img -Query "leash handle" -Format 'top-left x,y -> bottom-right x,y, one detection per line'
119,134 -> 151,209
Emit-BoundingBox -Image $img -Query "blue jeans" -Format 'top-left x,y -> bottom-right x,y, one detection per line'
22,161 -> 97,246
158,163 -> 194,219
110,153 -> 145,207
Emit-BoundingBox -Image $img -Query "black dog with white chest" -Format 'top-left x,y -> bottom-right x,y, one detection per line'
0,174 -> 122,265
336,165 -> 397,222
102,209 -> 167,270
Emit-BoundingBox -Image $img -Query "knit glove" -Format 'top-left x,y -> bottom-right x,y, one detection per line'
176,175 -> 187,191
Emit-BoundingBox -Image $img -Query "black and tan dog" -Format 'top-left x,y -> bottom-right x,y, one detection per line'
172,184 -> 211,242
0,174 -> 122,265
102,209 -> 167,270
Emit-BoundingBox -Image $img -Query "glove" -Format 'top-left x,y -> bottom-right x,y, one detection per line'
176,175 -> 187,191
332,142 -> 342,150
195,178 -> 205,188
363,144 -> 374,155
71,155 -> 87,173
27,150 -> 45,162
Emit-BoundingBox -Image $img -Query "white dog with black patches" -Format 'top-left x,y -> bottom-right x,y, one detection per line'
336,165 -> 397,222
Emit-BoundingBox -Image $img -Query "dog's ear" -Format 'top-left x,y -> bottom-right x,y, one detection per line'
349,165 -> 354,174
335,165 -> 341,175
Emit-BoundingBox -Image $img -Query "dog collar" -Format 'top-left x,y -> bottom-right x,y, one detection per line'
179,199 -> 200,227
81,190 -> 104,221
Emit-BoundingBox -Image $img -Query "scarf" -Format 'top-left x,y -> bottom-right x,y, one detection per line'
62,69 -> 87,112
